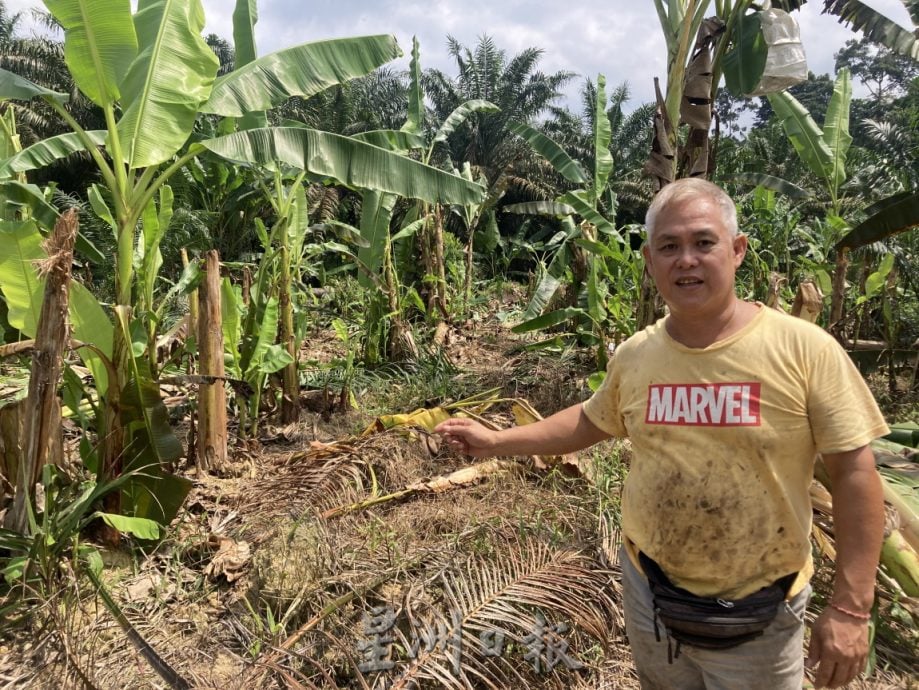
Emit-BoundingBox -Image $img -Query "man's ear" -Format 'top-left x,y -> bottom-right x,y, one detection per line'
641,243 -> 651,266
732,234 -> 748,267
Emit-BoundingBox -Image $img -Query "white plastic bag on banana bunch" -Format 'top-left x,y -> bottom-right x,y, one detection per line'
747,2 -> 807,96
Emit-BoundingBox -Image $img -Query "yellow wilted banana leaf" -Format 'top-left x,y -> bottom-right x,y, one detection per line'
362,407 -> 454,436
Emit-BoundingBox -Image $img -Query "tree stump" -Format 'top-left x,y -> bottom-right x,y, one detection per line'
4,209 -> 76,533
197,251 -> 227,473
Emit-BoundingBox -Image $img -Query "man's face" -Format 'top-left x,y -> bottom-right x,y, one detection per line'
641,196 -> 747,320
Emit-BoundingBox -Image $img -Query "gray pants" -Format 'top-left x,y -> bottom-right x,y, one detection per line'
621,547 -> 810,690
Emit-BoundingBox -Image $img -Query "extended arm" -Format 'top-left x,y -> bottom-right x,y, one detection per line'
434,403 -> 612,458
807,444 -> 885,689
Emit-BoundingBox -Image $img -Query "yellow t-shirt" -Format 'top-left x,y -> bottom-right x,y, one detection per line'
583,305 -> 889,599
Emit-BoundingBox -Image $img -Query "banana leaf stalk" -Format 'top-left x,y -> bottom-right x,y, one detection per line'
875,473 -> 919,599
815,451 -> 919,605
86,564 -> 192,689
881,529 -> 919,597
321,459 -> 518,519
879,469 -> 919,554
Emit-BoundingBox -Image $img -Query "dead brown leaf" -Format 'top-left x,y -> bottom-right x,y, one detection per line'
203,535 -> 251,582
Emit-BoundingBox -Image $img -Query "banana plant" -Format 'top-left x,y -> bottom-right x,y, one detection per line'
767,67 -> 857,327
395,37 -> 500,324
220,213 -> 299,438
311,38 -> 497,362
0,0 -> 481,527
768,66 -> 919,333
767,68 -> 853,216
504,75 -> 638,368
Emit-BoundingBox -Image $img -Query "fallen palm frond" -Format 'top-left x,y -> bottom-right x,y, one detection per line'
245,542 -> 454,689
237,442 -> 367,521
244,395 -> 584,524
381,537 -> 617,689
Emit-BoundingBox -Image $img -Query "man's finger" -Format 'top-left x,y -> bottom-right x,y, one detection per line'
827,659 -> 853,689
805,636 -> 821,670
814,658 -> 835,689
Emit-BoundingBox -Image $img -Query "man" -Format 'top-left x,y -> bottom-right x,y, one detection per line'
435,178 -> 888,689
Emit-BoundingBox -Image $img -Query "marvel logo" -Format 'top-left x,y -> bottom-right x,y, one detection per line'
646,383 -> 761,426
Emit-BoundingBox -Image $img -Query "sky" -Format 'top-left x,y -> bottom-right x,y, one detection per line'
4,0 -> 914,111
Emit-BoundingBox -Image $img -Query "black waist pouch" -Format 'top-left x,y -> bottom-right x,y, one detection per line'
638,552 -> 795,657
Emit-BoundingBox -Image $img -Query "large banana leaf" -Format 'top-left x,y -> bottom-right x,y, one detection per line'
522,273 -> 561,321
0,220 -> 43,335
835,191 -> 919,250
231,0 -> 266,130
69,282 -> 113,394
0,219 -> 112,392
0,181 -> 106,262
115,306 -> 182,466
0,67 -> 68,103
351,129 -> 426,152
512,307 -> 585,334
767,90 -> 834,191
401,36 -> 423,136
509,121 -> 587,184
200,127 -> 485,205
0,181 -> 58,227
358,191 -> 397,289
431,99 -> 500,146
232,0 -> 258,67
592,75 -> 613,205
823,0 -> 919,60
558,190 -> 619,237
44,0 -> 137,108
0,110 -> 14,163
504,201 -> 575,216
726,172 -> 811,199
246,296 -> 288,380
285,121 -> 426,154
221,277 -> 242,375
201,35 -> 401,117
575,237 -> 623,260
0,130 -> 107,176
723,12 -> 768,97
122,465 -> 191,526
115,0 -> 218,168
863,190 -> 912,218
822,68 -> 852,200
137,186 -> 171,316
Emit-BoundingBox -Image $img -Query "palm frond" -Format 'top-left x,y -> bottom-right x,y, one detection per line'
385,538 -> 617,689
238,442 -> 368,520
308,184 -> 341,223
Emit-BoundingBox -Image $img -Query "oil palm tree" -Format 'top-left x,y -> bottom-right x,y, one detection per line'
273,66 -> 409,134
423,34 -> 574,191
0,5 -> 103,193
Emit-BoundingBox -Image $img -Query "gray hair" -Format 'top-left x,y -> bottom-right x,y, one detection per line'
645,178 -> 738,241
